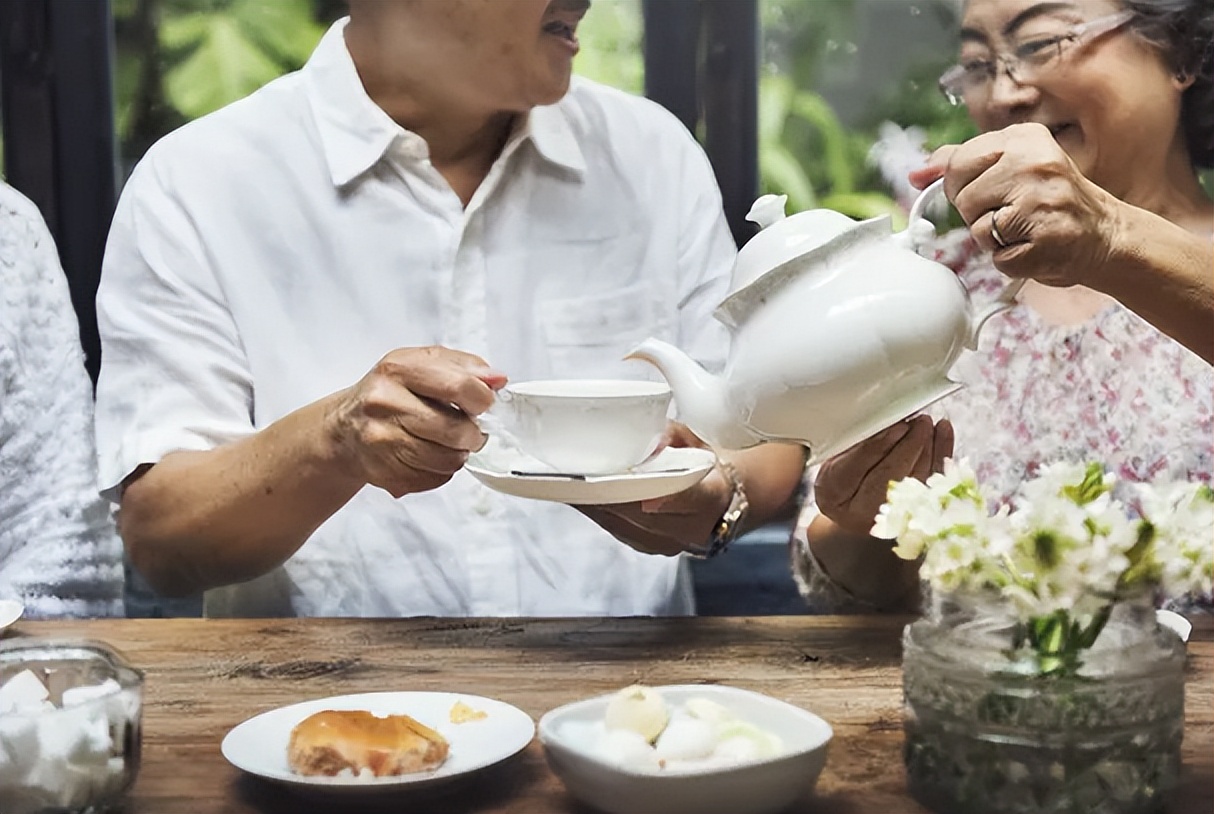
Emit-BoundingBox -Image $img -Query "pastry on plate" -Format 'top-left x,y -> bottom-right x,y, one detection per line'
287,709 -> 450,777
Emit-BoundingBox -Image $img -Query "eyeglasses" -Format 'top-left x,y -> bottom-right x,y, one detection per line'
939,10 -> 1134,106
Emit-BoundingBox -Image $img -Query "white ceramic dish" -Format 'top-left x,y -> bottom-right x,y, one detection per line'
539,685 -> 832,814
466,446 -> 715,505
0,600 -> 23,633
221,691 -> 534,797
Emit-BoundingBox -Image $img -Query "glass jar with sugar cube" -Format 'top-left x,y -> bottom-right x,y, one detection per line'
0,639 -> 143,814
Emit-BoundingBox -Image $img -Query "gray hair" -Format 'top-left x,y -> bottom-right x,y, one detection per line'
1120,0 -> 1214,167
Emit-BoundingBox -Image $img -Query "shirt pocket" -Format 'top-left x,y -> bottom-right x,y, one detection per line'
537,282 -> 670,380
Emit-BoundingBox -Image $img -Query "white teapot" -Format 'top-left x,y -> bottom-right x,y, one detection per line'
628,179 -> 1024,462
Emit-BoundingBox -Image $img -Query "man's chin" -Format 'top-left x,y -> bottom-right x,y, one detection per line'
534,73 -> 574,106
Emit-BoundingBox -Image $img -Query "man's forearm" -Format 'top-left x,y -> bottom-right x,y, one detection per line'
729,442 -> 806,532
1103,204 -> 1214,365
119,392 -> 364,597
805,514 -> 919,610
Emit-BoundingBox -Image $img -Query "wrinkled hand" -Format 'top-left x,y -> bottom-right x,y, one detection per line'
327,346 -> 506,498
578,422 -> 733,556
815,415 -> 953,536
909,122 -> 1122,288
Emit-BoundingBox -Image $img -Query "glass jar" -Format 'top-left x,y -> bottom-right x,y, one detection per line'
902,592 -> 1185,814
0,638 -> 144,814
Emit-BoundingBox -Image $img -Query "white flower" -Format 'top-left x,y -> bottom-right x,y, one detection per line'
867,122 -> 930,209
1138,481 -> 1214,597
871,459 -> 1211,626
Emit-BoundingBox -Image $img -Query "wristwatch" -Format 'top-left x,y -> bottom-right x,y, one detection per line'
685,460 -> 749,560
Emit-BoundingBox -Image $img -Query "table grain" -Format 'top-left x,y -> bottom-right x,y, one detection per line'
13,616 -> 1212,813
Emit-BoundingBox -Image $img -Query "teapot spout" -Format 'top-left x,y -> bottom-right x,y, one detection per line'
626,339 -> 764,450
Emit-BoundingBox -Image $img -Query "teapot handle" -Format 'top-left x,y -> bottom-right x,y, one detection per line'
906,178 -> 1026,350
906,177 -> 946,232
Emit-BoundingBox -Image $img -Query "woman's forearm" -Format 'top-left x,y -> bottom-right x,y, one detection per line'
804,514 -> 920,610
118,392 -> 364,597
1102,204 -> 1214,364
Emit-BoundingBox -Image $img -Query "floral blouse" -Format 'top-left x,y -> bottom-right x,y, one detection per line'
791,231 -> 1213,613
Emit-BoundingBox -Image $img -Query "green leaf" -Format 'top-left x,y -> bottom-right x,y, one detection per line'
759,73 -> 794,145
159,0 -> 325,120
164,15 -> 287,119
788,90 -> 854,193
818,192 -> 900,222
1062,462 -> 1109,505
1117,521 -> 1160,591
761,145 -> 817,211
1032,531 -> 1059,569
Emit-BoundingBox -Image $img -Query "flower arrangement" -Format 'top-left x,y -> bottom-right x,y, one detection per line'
874,459 -> 1213,675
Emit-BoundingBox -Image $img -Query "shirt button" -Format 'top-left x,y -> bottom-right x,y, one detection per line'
473,493 -> 493,516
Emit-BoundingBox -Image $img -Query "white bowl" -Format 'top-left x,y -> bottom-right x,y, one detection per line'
538,685 -> 832,814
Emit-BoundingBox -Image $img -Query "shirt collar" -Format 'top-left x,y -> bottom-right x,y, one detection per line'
518,93 -> 586,175
304,18 -> 586,186
303,19 -> 403,187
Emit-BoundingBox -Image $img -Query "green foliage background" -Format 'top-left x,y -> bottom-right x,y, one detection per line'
111,0 -> 971,210
109,0 -> 1208,202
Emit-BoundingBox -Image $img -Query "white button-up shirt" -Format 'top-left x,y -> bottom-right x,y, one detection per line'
95,20 -> 735,618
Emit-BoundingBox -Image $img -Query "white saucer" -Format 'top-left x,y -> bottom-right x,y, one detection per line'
466,447 -> 716,505
221,691 -> 534,797
0,599 -> 23,634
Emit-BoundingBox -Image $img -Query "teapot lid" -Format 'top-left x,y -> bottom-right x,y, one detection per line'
732,195 -> 875,292
714,195 -> 893,331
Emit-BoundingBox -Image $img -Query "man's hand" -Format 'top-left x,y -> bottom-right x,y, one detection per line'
325,346 -> 506,498
815,415 -> 953,536
578,422 -> 732,556
909,123 -> 1123,289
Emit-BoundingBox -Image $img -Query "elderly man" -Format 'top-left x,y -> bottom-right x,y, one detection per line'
95,0 -> 805,617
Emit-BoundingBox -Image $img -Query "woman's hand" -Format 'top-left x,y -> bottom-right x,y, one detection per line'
815,415 -> 953,536
326,346 -> 506,498
909,122 -> 1124,289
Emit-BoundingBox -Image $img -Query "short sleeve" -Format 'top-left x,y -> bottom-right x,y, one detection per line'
94,155 -> 256,499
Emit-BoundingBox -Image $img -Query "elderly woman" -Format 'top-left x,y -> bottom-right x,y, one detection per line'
0,182 -> 124,617
794,0 -> 1213,611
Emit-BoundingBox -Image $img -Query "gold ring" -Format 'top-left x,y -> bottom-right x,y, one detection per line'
990,208 -> 1010,248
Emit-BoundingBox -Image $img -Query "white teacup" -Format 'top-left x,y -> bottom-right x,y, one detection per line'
495,379 -> 672,475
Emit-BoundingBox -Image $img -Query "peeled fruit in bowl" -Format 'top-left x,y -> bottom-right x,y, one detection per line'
716,719 -> 783,762
654,713 -> 716,762
605,685 -> 669,743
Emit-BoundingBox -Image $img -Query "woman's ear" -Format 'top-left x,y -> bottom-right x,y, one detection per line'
1173,71 -> 1196,92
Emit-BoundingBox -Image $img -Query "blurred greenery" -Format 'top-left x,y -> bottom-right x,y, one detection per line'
112,0 -> 648,169
758,0 -> 975,219
106,0 -> 1210,205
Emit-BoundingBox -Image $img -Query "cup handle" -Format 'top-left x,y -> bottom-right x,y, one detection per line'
907,178 -> 1025,350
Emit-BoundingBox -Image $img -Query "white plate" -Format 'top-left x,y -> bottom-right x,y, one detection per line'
221,691 -> 534,796
0,600 -> 23,633
466,446 -> 716,505
539,685 -> 832,814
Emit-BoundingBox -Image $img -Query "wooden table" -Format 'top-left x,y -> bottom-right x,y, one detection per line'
12,616 -> 1212,813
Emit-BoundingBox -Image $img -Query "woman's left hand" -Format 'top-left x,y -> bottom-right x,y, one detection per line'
909,122 -> 1124,288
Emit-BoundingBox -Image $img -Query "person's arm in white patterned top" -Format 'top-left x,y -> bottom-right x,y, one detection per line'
0,183 -> 123,617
